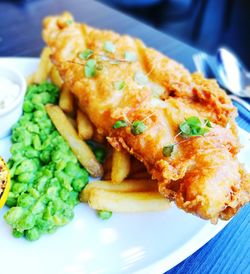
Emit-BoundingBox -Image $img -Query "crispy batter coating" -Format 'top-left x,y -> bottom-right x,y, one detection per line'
43,12 -> 250,223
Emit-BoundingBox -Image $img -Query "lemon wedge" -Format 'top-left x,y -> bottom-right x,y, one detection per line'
0,157 -> 10,209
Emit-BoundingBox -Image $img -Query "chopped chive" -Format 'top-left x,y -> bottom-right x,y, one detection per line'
79,49 -> 94,60
84,59 -> 96,78
113,120 -> 128,129
114,81 -> 126,90
163,145 -> 174,157
104,41 -> 116,53
131,120 -> 147,135
124,51 -> 137,62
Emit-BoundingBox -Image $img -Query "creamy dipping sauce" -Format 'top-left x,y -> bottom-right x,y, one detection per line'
0,76 -> 20,110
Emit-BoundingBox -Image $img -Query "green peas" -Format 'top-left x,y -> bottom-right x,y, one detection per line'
4,207 -> 25,225
12,229 -> 24,238
18,173 -> 35,184
72,178 -> 88,192
59,188 -> 70,201
25,227 -> 41,241
17,194 -> 35,208
56,160 -> 66,171
32,135 -> 42,150
23,100 -> 34,113
36,218 -> 54,233
25,147 -> 39,158
29,188 -> 40,199
64,162 -> 81,177
6,192 -> 17,207
43,202 -> 56,220
54,171 -> 72,190
11,143 -> 24,155
40,150 -> 51,164
97,210 -> 112,220
31,199 -> 45,215
27,123 -> 39,134
12,183 -> 28,194
46,186 -> 59,199
17,212 -> 35,231
5,82 -> 89,240
36,176 -> 48,192
15,159 -> 38,175
66,191 -> 79,207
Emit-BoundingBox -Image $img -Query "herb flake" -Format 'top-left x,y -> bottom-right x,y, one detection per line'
114,81 -> 126,90
131,120 -> 147,135
163,145 -> 174,157
84,59 -> 96,78
79,49 -> 94,60
179,116 -> 211,137
113,120 -> 128,129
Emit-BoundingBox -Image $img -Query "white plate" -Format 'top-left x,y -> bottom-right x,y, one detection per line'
0,58 -> 249,274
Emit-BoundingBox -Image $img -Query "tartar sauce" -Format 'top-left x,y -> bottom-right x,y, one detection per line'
0,76 -> 20,110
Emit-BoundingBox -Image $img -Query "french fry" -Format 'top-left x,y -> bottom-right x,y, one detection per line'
50,66 -> 63,88
33,47 -> 52,83
88,189 -> 171,212
59,84 -> 74,114
76,109 -> 94,140
111,150 -> 130,183
45,104 -> 103,177
67,116 -> 77,129
80,179 -> 158,202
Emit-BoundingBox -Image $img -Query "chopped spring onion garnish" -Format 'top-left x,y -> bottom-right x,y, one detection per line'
162,145 -> 174,157
79,49 -> 94,60
84,59 -> 96,78
114,81 -> 126,90
113,120 -> 128,129
134,71 -> 148,86
131,120 -> 147,135
124,51 -> 137,62
179,116 -> 211,137
104,41 -> 116,53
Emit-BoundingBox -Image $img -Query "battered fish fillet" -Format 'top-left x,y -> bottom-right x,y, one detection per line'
43,12 -> 250,223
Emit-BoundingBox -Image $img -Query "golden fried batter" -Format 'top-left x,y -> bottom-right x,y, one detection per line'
43,12 -> 250,223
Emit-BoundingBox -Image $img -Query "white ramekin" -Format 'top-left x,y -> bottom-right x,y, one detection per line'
0,65 -> 26,139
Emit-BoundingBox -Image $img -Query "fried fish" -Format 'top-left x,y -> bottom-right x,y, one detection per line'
43,12 -> 250,223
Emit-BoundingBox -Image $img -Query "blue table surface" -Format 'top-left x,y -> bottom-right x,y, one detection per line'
0,0 -> 249,273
